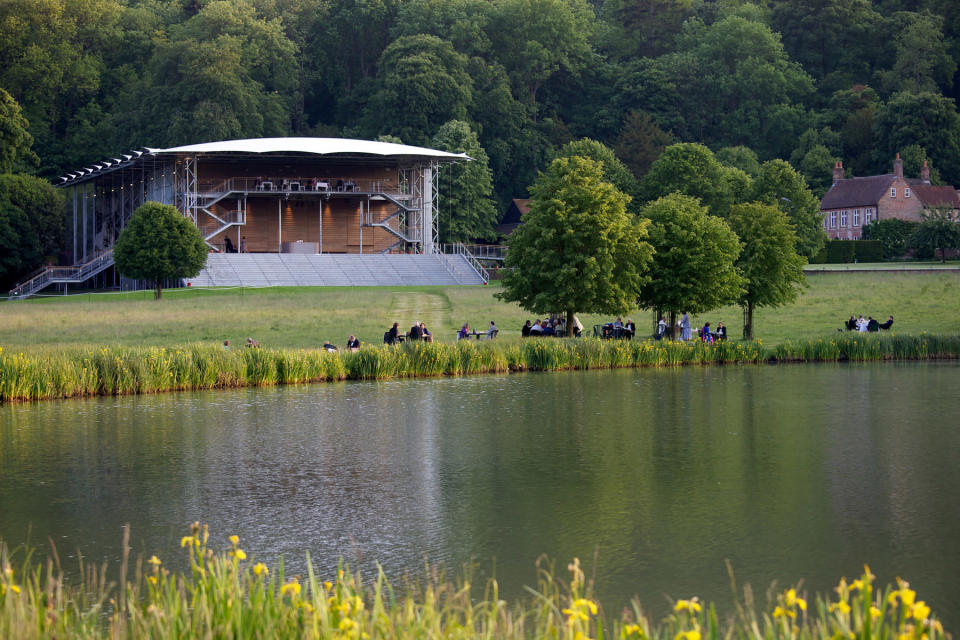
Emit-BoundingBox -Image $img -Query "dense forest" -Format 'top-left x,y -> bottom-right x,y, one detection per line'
2,0 -> 960,221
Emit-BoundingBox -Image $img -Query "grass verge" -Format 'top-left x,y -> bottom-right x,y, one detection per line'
2,333 -> 957,403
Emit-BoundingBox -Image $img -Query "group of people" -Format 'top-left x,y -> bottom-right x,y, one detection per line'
521,315 -> 583,337
600,317 -> 635,339
222,236 -> 247,253
458,321 -> 498,340
845,315 -> 894,332
656,313 -> 727,342
384,321 -> 435,345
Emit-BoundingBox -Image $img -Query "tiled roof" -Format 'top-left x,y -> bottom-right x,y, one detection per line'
820,174 -> 894,210
911,184 -> 960,209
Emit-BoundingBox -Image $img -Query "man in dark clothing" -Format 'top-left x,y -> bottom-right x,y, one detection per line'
867,316 -> 880,332
409,322 -> 422,340
521,320 -> 531,337
879,316 -> 894,330
386,322 -> 400,344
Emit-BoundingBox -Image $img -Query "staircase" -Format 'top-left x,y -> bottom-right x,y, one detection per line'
8,250 -> 115,299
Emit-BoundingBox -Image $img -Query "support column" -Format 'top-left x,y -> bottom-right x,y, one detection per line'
421,164 -> 434,254
278,198 -> 282,253
82,182 -> 88,261
318,199 -> 323,254
72,186 -> 78,264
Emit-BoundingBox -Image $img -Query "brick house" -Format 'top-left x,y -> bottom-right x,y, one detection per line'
819,154 -> 960,239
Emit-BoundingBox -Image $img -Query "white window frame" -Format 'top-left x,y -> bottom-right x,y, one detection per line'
840,210 -> 848,227
830,212 -> 837,229
891,188 -> 897,198
905,187 -> 911,198
853,209 -> 860,226
864,209 -> 873,224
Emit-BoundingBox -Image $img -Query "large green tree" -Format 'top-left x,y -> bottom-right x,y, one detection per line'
0,88 -> 37,173
365,35 -> 473,145
431,120 -> 498,242
114,202 -> 207,299
726,202 -> 807,340
636,193 -> 743,332
750,159 -> 826,258
874,91 -> 960,184
639,143 -> 747,217
552,138 -> 638,199
0,173 -> 64,290
497,156 -> 653,336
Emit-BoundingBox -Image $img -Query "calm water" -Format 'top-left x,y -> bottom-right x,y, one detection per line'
1,362 -> 959,624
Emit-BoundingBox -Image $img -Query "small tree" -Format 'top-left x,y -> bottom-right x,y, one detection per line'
911,208 -> 960,264
726,203 -> 807,340
114,202 -> 208,299
497,156 -> 654,336
637,193 -> 743,333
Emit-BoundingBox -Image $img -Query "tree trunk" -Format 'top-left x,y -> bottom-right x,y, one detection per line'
567,310 -> 575,337
155,281 -> 162,300
669,310 -> 677,340
743,302 -> 754,340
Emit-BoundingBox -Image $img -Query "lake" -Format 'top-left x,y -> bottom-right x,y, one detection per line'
1,362 -> 958,624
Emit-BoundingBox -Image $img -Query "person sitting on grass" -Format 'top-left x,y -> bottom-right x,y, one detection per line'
846,315 -> 857,331
386,322 -> 400,345
323,341 -> 338,352
487,321 -> 498,339
867,316 -> 879,332
521,320 -> 532,337
530,320 -> 543,335
879,316 -> 894,330
409,322 -> 422,341
223,340 -> 230,350
245,337 -> 259,348
347,335 -> 360,351
541,321 -> 555,337
420,323 -> 433,342
458,323 -> 470,340
700,322 -> 714,343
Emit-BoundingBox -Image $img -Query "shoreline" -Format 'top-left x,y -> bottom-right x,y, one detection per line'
2,333 -> 959,403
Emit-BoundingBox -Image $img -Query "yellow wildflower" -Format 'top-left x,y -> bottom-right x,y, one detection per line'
622,624 -> 644,639
674,631 -> 700,640
574,598 -> 598,615
870,606 -> 882,620
829,601 -> 851,615
773,606 -> 795,619
912,601 -> 931,621
180,536 -> 196,548
281,581 -> 301,598
253,563 -> 268,576
148,555 -> 162,567
229,535 -> 239,545
229,549 -> 247,560
148,576 -> 157,585
675,598 -> 702,613
563,608 -> 589,623
785,588 -> 807,611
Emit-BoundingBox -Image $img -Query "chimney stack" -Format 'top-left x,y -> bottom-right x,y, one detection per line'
833,160 -> 844,183
894,152 -> 903,179
921,159 -> 931,183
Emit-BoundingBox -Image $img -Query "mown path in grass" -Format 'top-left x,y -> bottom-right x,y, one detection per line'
388,291 -> 451,335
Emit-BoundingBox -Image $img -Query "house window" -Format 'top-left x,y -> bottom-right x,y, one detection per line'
905,187 -> 911,198
864,209 -> 873,224
830,212 -> 837,229
853,209 -> 860,226
891,188 -> 897,198
840,210 -> 848,226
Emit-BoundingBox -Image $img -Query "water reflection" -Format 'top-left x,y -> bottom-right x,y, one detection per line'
1,363 -> 958,625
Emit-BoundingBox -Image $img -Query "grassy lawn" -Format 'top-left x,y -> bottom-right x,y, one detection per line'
1,272 -> 959,354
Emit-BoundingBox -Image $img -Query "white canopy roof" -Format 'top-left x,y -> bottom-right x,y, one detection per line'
148,137 -> 469,160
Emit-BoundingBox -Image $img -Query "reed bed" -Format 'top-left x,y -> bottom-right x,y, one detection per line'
1,333 -> 958,403
0,523 -> 948,640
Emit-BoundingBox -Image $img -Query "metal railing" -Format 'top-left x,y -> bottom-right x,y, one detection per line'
440,243 -> 489,283
440,244 -> 506,261
195,176 -> 413,198
8,250 -> 115,299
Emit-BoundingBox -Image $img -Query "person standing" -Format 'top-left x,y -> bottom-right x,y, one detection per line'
240,236 -> 247,253
680,312 -> 692,341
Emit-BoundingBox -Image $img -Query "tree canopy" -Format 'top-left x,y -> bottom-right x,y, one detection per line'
726,202 -> 807,339
497,156 -> 653,335
636,193 -> 743,327
113,202 -> 208,299
431,120 -> 498,242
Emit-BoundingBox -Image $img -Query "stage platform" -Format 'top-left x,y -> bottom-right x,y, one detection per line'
186,253 -> 487,288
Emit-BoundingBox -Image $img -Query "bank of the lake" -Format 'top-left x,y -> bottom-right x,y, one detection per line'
2,333 -> 960,402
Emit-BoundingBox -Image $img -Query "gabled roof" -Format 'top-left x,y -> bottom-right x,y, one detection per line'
820,174 -> 894,210
496,198 -> 530,236
911,184 -> 960,209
